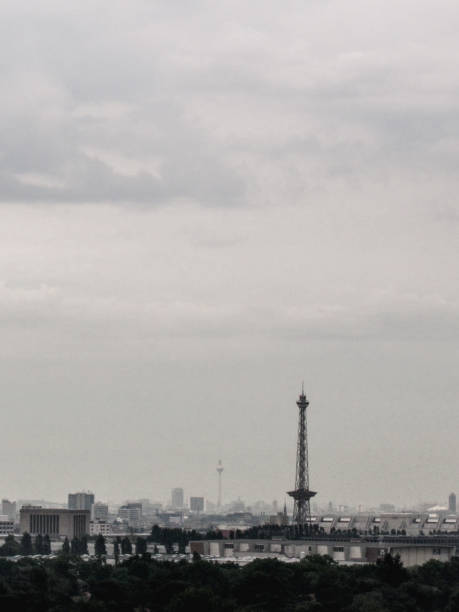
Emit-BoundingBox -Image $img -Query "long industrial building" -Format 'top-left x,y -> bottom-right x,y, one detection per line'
190,535 -> 458,568
291,512 -> 459,535
20,507 -> 90,538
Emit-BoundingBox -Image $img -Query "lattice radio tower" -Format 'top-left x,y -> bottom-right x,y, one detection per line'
287,385 -> 316,526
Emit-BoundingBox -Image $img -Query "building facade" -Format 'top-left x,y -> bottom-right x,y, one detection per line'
90,520 -> 112,536
280,511 -> 459,535
1,499 -> 17,522
20,507 -> 90,538
171,488 -> 184,509
68,492 -> 95,512
190,536 -> 457,568
190,497 -> 205,513
119,503 -> 142,528
93,502 -> 109,521
0,516 -> 14,535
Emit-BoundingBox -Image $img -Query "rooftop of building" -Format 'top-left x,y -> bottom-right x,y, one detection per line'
20,507 -> 90,514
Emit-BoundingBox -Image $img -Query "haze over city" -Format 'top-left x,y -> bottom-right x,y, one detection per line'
1,0 -> 458,511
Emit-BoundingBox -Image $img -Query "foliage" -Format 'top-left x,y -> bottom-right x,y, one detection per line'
42,534 -> 52,555
113,537 -> 120,564
70,536 -> 89,556
135,536 -> 147,555
0,535 -> 20,556
0,552 -> 457,610
150,524 -> 213,552
95,534 -> 107,558
62,537 -> 70,555
20,532 -> 33,555
120,537 -> 132,555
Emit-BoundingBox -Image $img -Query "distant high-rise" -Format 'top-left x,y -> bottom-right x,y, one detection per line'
216,460 -> 224,508
449,492 -> 457,513
93,502 -> 109,521
68,492 -> 94,512
119,502 -> 142,527
1,499 -> 16,522
171,488 -> 184,509
190,497 -> 205,513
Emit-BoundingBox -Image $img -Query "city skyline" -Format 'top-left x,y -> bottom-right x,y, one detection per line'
2,377 -> 458,508
4,482 -> 459,515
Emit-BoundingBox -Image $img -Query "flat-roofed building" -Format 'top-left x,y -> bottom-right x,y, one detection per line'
171,488 -> 184,509
20,507 -> 89,538
190,497 -> 205,513
119,503 -> 142,528
285,512 -> 455,536
93,502 -> 109,521
1,500 -> 17,522
190,536 -> 458,567
90,520 -> 112,536
0,515 -> 14,535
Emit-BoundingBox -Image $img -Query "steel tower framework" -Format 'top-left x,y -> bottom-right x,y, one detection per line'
287,387 -> 316,526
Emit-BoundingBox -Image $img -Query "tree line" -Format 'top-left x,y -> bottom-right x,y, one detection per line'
0,551 -> 459,610
2,523 -> 455,562
0,533 -> 52,556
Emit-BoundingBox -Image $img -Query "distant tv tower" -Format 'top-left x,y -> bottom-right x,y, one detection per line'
216,459 -> 224,508
287,385 -> 316,526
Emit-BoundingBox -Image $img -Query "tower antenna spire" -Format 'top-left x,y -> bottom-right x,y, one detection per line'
216,459 -> 224,510
287,386 -> 317,527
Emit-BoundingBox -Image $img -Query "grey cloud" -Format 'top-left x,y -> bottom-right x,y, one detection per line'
1,105 -> 245,204
2,0 -> 459,206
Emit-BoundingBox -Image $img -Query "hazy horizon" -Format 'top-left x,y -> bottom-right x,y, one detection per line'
1,1 -> 458,510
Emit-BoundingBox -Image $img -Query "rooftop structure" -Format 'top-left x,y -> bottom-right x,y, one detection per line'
0,517 -> 14,535
190,536 -> 458,567
289,511 -> 459,535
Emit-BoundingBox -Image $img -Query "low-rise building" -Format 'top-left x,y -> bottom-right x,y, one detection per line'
290,512 -> 459,536
0,515 -> 14,535
190,536 -> 459,568
90,520 -> 112,536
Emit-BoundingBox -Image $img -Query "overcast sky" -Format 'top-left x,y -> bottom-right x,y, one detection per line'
1,0 -> 458,510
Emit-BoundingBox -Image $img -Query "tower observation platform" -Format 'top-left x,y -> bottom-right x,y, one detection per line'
287,387 -> 316,526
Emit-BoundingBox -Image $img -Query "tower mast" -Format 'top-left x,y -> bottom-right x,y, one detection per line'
216,460 -> 224,509
287,386 -> 316,526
